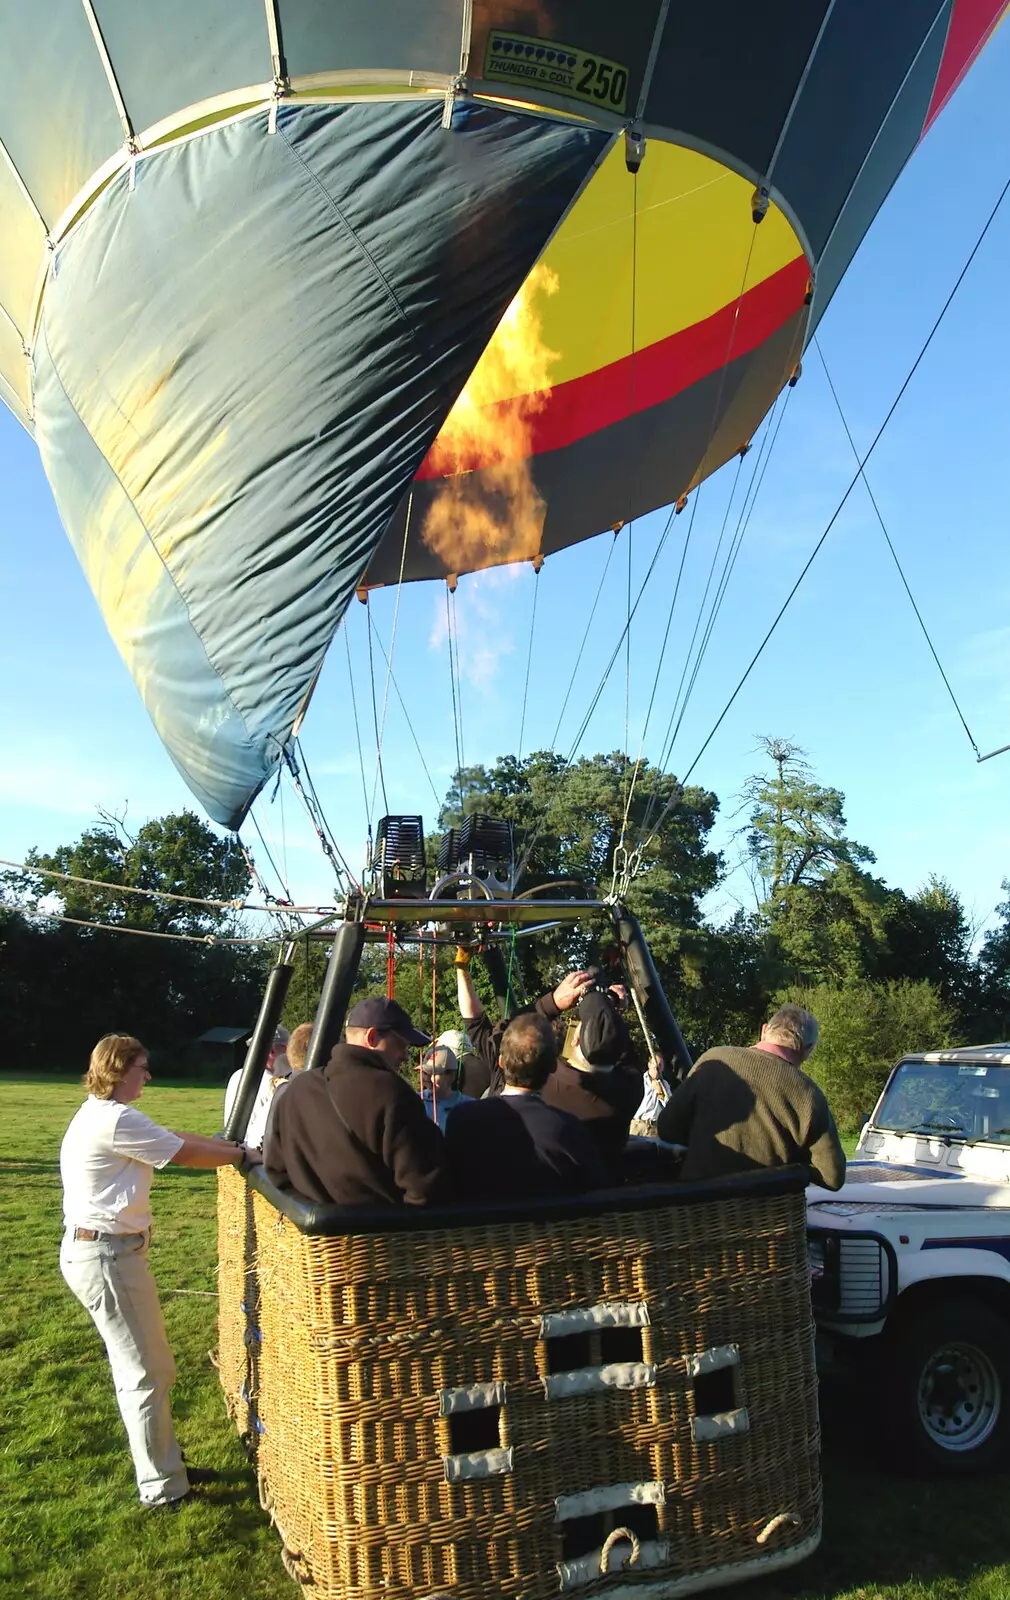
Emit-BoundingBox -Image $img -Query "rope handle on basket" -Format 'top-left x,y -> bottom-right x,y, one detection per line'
600,1526 -> 641,1574
756,1511 -> 802,1546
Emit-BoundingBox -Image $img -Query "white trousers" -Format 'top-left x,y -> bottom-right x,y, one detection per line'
60,1229 -> 189,1506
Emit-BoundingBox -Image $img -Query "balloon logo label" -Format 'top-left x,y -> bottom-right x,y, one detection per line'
483,31 -> 629,115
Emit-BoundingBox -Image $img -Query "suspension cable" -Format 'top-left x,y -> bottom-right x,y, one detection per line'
814,334 -> 981,760
445,583 -> 465,815
517,565 -> 541,762
344,621 -> 371,823
250,810 -> 294,904
287,740 -> 361,891
366,620 -> 441,806
449,584 -> 466,775
550,530 -> 620,747
631,164 -> 1010,864
368,502 -> 412,823
364,597 -> 390,823
616,487 -> 705,863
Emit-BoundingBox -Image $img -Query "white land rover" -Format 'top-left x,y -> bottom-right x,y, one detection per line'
807,1044 -> 1010,1473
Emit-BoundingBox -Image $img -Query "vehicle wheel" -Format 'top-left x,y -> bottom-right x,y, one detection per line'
879,1298 -> 1010,1474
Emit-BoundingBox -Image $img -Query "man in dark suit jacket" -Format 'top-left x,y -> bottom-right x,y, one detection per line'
444,1013 -> 609,1203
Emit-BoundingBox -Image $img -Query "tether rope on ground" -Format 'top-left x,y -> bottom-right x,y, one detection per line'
627,163 -> 1010,870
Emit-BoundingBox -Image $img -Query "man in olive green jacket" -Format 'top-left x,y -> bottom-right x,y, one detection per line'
658,1003 -> 845,1190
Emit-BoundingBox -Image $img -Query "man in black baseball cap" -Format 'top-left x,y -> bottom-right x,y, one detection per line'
344,996 -> 432,1049
264,995 -> 448,1208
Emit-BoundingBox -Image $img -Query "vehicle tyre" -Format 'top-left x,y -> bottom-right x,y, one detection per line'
879,1297 -> 1010,1475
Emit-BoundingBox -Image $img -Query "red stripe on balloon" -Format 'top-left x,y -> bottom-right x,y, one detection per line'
923,0 -> 1008,136
415,254 -> 809,480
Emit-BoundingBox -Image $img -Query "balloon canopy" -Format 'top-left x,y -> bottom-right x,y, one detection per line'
0,2 -> 1005,827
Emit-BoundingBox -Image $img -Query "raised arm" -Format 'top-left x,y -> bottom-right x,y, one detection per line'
456,948 -> 484,1021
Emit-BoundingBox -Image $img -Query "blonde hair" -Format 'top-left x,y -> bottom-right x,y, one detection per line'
84,1034 -> 146,1099
287,1022 -> 313,1073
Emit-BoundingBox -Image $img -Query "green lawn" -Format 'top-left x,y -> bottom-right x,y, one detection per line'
3,1079 -> 1010,1600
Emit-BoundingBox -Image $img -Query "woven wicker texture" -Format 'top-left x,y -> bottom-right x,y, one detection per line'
218,1167 -> 821,1598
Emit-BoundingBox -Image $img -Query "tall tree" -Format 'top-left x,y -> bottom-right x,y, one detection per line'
742,737 -> 874,902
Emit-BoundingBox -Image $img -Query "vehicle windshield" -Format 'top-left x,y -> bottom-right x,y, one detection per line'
874,1060 -> 1010,1142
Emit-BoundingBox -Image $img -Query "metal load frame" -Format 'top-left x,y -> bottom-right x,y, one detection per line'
224,890 -> 692,1143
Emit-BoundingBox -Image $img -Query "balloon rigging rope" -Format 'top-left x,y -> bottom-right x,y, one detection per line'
616,484 -> 706,855
368,497 -> 413,826
813,333 -> 981,761
632,314 -> 805,857
450,586 -> 466,772
517,567 -> 541,762
612,216 -> 765,873
512,514 -> 676,884
661,390 -> 789,767
549,530 -> 620,747
630,162 -> 1010,866
367,622 -> 442,805
249,810 -> 294,904
364,597 -> 389,823
344,622 -> 372,823
445,584 -> 465,817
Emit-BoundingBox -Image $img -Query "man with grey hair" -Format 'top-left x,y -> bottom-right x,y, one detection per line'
657,1004 -> 845,1189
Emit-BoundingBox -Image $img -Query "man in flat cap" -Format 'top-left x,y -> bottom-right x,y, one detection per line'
264,996 -> 449,1207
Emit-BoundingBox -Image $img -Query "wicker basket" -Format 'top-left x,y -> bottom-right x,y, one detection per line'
218,1166 -> 821,1598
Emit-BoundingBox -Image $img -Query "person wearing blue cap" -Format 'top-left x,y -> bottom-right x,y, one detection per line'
264,996 -> 449,1207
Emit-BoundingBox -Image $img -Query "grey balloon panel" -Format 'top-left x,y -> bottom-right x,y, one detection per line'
645,0 -> 831,180
32,98 -> 605,828
276,0 -> 465,78
365,314 -> 807,588
770,0 -> 950,259
809,15 -> 950,326
0,0 -> 124,228
91,0 -> 271,136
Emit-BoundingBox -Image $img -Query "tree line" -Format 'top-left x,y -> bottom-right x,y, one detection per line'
5,738 -> 1008,1127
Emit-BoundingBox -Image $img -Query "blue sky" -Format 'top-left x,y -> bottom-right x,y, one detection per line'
3,35 -> 1010,940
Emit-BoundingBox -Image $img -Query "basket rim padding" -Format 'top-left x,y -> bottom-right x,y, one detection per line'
245,1160 -> 810,1235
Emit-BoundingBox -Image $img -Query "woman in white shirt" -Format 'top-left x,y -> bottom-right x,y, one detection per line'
60,1033 -> 254,1510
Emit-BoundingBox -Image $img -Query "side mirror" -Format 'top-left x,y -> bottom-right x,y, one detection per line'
857,1111 -> 870,1131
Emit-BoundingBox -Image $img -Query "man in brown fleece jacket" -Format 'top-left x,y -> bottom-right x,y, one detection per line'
264,996 -> 449,1207
657,1004 -> 845,1190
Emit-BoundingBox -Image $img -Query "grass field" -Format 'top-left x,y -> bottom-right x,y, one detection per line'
3,1079 -> 1010,1600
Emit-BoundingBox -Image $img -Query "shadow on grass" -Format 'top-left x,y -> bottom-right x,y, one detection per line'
744,1377 -> 1010,1598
